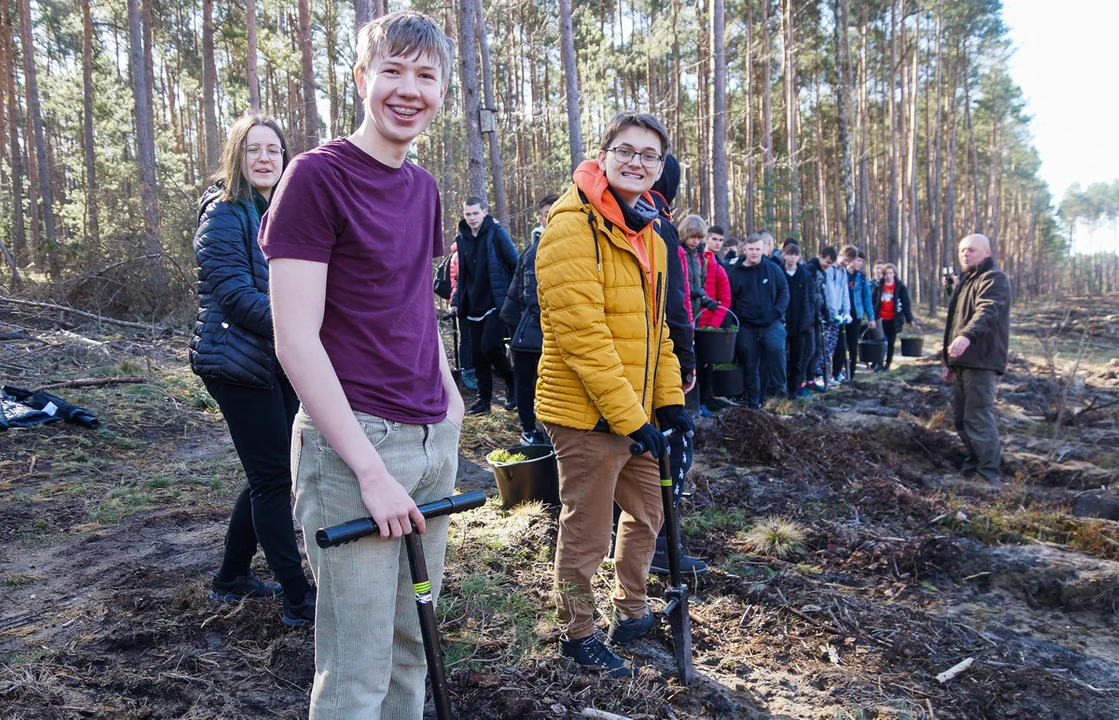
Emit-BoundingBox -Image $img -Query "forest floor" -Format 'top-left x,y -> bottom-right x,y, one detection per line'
1,294 -> 1118,720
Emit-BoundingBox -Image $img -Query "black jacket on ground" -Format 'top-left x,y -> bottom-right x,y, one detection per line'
650,156 -> 696,382
189,184 -> 278,388
500,236 -> 543,353
943,256 -> 1012,374
871,279 -> 916,325
783,265 -> 814,335
727,257 -> 790,328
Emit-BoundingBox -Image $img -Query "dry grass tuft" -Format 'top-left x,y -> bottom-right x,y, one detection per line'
744,515 -> 807,559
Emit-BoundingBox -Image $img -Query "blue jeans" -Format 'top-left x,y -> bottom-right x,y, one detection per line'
736,321 -> 787,407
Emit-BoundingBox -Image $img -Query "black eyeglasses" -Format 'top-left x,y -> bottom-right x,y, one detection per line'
606,146 -> 664,168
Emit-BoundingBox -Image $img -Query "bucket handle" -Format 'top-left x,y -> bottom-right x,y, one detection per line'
900,322 -> 925,338
710,305 -> 739,330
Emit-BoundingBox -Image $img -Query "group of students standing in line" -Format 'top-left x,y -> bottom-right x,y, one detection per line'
181,8 -> 953,717
683,233 -> 921,414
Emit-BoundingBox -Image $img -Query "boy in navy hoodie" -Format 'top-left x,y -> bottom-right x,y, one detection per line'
727,234 -> 789,409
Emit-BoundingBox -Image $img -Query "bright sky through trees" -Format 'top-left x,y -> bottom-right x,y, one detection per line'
1003,0 -> 1119,252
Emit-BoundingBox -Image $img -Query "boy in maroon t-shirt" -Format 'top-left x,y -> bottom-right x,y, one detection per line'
259,12 -> 463,720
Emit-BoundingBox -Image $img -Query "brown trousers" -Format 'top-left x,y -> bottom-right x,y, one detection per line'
545,422 -> 664,640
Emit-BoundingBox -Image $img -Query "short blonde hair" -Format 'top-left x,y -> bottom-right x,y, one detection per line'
884,263 -> 898,277
355,11 -> 454,87
678,214 -> 707,240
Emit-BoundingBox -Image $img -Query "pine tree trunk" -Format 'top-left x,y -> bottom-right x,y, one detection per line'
783,0 -> 799,234
441,4 -> 456,227
474,0 -> 507,225
247,0 -> 261,112
81,0 -> 100,255
558,0 -> 583,172
1,0 -> 25,266
745,0 -> 754,235
18,0 -> 58,281
324,0 -> 339,137
857,5 -> 870,245
814,77 -> 829,241
298,0 -> 319,148
457,0 -> 486,198
711,0 -> 729,230
761,0 -> 774,225
127,0 -> 163,276
928,0 -> 943,313
202,0 -> 219,171
886,0 -> 899,261
697,0 -> 710,217
354,0 -> 373,128
834,0 -> 854,243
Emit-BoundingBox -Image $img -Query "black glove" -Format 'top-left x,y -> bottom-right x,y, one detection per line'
702,297 -> 721,312
628,423 -> 668,459
655,405 -> 696,436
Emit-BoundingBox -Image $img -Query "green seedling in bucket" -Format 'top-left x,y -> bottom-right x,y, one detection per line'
487,449 -> 529,465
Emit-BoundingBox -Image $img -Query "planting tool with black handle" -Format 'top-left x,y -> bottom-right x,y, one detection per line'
628,427 -> 695,686
443,312 -> 462,384
316,490 -> 487,720
819,322 -> 829,391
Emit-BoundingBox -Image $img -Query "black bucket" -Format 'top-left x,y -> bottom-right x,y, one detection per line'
488,445 -> 560,510
695,308 -> 739,365
711,364 -> 744,397
859,339 -> 887,366
900,337 -> 924,357
899,329 -> 926,358
695,327 -> 737,364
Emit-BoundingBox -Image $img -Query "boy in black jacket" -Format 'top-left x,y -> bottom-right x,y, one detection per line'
781,244 -> 814,397
500,195 -> 558,444
727,234 -> 789,409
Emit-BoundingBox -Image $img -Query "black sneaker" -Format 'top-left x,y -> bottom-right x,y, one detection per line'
209,571 -> 283,602
520,429 -> 551,446
465,400 -> 490,416
559,633 -> 633,678
607,609 -> 654,647
648,550 -> 709,576
282,586 -> 317,628
705,397 -> 729,411
503,396 -> 517,411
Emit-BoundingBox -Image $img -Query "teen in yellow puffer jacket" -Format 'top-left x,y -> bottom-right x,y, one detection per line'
535,111 -> 693,678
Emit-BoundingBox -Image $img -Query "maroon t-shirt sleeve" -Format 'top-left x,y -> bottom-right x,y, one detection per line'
259,154 -> 339,264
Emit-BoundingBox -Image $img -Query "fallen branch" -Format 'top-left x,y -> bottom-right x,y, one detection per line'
779,604 -> 894,650
0,296 -> 180,335
935,657 -> 974,684
581,709 -> 632,720
34,377 -> 149,391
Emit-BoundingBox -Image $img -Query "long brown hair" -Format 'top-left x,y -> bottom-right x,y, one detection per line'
213,114 -> 290,203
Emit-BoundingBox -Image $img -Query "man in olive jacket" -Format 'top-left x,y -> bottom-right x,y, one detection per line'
943,234 -> 1011,482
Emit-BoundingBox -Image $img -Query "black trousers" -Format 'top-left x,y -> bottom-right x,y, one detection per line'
786,330 -> 810,394
204,376 -> 309,598
882,317 -> 899,368
467,313 -> 514,404
512,350 -> 540,433
833,321 -> 864,378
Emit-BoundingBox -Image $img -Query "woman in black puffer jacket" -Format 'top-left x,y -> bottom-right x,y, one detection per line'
190,114 -> 314,624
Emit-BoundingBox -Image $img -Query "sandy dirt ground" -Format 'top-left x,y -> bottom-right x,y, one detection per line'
1,295 -> 1117,719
